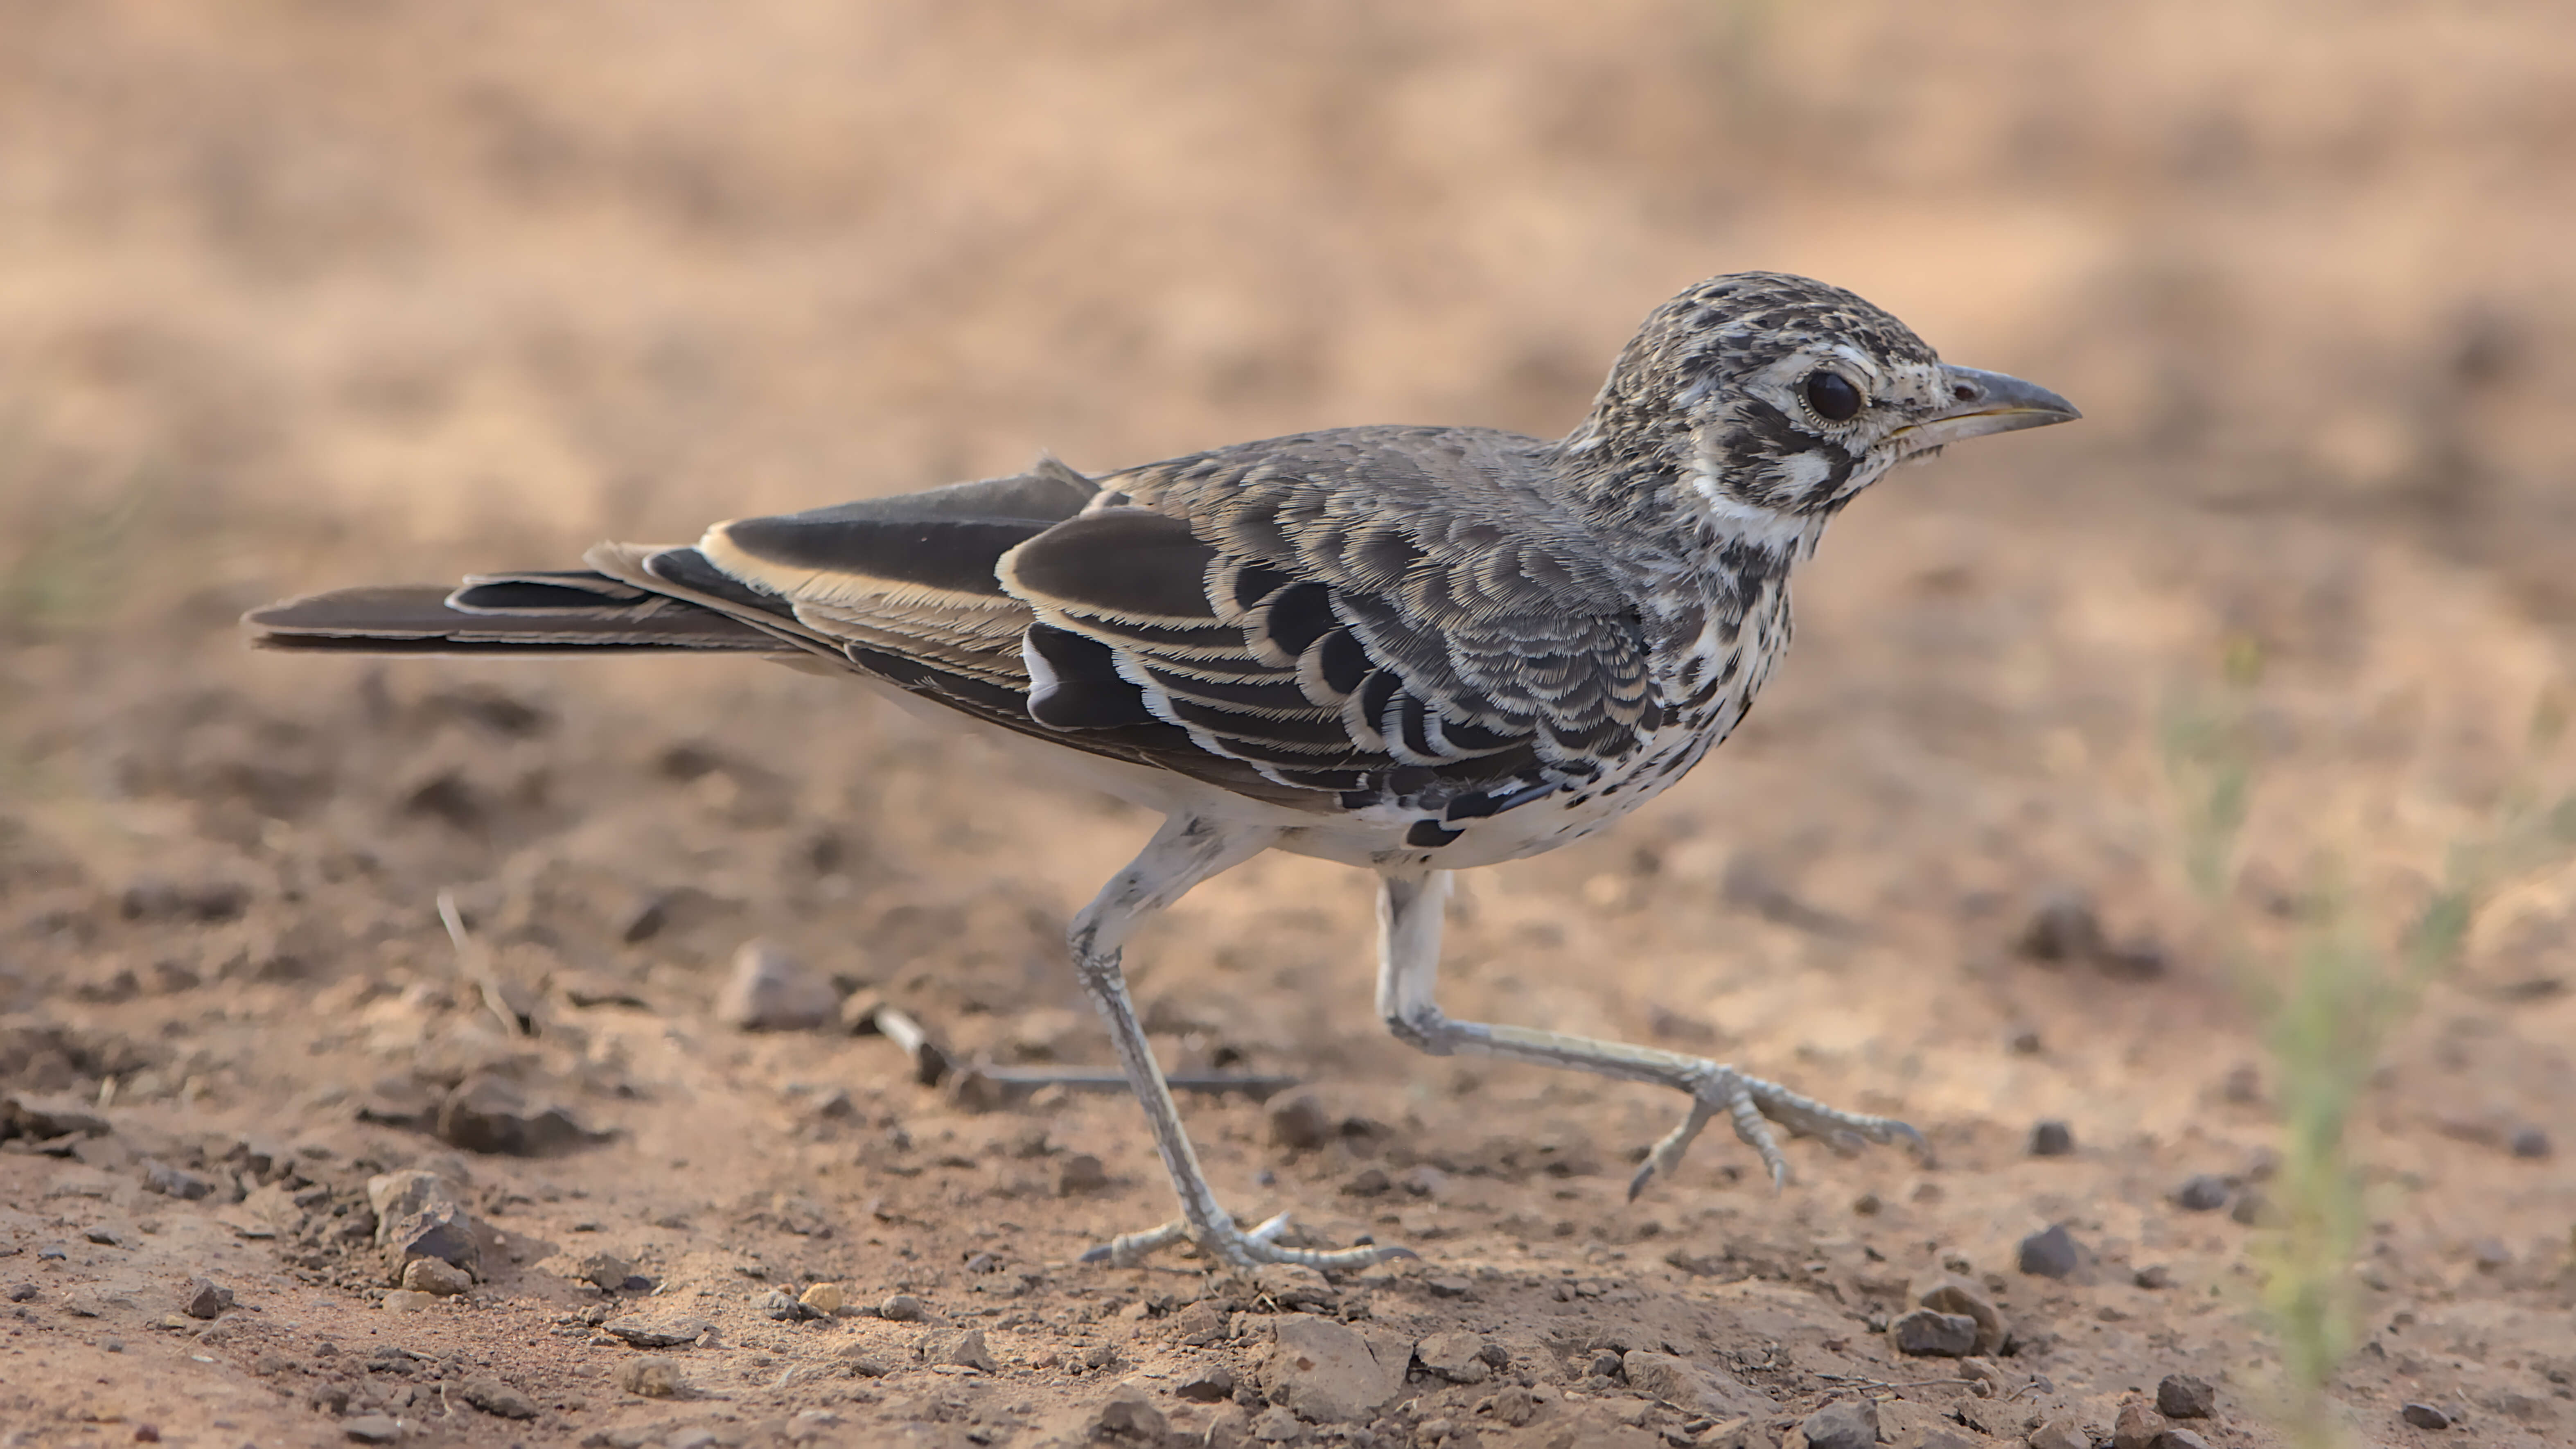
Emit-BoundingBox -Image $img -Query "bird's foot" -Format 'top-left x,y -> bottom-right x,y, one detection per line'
1078,1210 -> 1415,1271
1628,1064 -> 1927,1201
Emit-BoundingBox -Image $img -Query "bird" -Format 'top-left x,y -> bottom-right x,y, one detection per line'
245,271 -> 2078,1271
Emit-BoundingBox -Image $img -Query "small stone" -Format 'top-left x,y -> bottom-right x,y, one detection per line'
536,1250 -> 631,1291
1251,1262 -> 1337,1312
601,1315 -> 709,1347
2471,1237 -> 2511,1271
1889,1309 -> 1978,1357
1425,1275 -> 1472,1299
2155,1374 -> 2215,1419
1177,1365 -> 1238,1402
381,1290 -> 435,1313
2017,889 -> 2102,964
2172,1174 -> 2231,1212
435,1073 -> 600,1156
341,1414 -> 401,1443
878,1293 -> 925,1322
142,1160 -> 215,1200
2153,1431 -> 2211,1449
7,1283 -> 36,1302
2509,1125 -> 2551,1159
133,1427 -> 159,1443
1089,1384 -> 1170,1442
2017,1224 -> 2082,1279
2133,1264 -> 2174,1290
2399,1402 -> 2451,1429
1168,1300 -> 1227,1347
757,1288 -> 803,1321
2112,1400 -> 2163,1449
1264,1314 -> 1401,1424
1415,1331 -> 1491,1384
86,1226 -> 124,1246
2220,1063 -> 2261,1103
799,1282 -> 844,1315
1266,1091 -> 1332,1151
2028,1120 -> 2076,1157
182,1278 -> 233,1320
614,1356 -> 690,1398
717,938 -> 836,1030
2099,937 -> 2168,978
1618,1349 -> 1773,1419
933,1328 -> 996,1372
400,1258 -> 471,1297
2027,1418 -> 2089,1449
1798,1397 -> 1880,1449
1251,1406 -> 1304,1442
1916,1275 -> 2006,1354
1058,1153 -> 1108,1195
459,1376 -> 539,1419
1341,1167 -> 1391,1198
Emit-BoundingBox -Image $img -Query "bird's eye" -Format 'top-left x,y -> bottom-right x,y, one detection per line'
1802,370 -> 1863,422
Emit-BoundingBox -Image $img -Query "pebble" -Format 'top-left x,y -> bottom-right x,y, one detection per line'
1414,1331 -> 1491,1384
1798,1397 -> 1879,1449
2471,1237 -> 2511,1271
2017,889 -> 2102,964
2509,1125 -> 2551,1158
2155,1431 -> 2211,1449
1176,1365 -> 1238,1402
182,1278 -> 233,1320
2133,1264 -> 2174,1290
933,1328 -> 997,1372
2112,1400 -> 2162,1449
614,1356 -> 690,1398
1620,1349 -> 1772,1419
878,1293 -> 925,1322
799,1282 -> 845,1315
2026,1418 -> 2089,1449
435,1073 -> 601,1156
142,1160 -> 215,1201
340,1414 -> 401,1444
1888,1309 -> 1978,1357
1916,1275 -> 2005,1354
2017,1224 -> 2082,1280
2399,1402 -> 2451,1430
400,1258 -> 471,1297
2,1092 -> 111,1140
756,1289 -> 804,1322
1265,1091 -> 1332,1151
1088,1384 -> 1169,1442
2156,1374 -> 2215,1419
535,1250 -> 632,1291
382,1290 -> 435,1313
1263,1314 -> 1401,1424
2028,1120 -> 2076,1157
459,1375 -> 539,1419
1058,1153 -> 1108,1196
7,1284 -> 36,1302
1251,1262 -> 1338,1312
2172,1174 -> 2231,1212
717,938 -> 837,1031
367,1169 -> 481,1280
601,1315 -> 709,1347
1425,1275 -> 1473,1299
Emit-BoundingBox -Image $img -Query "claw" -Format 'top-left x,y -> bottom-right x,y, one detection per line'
1626,1063 -> 1918,1201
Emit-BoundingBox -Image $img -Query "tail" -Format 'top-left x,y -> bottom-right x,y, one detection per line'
243,570 -> 796,657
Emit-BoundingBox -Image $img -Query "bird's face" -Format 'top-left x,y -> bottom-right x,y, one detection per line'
1582,273 -> 2079,535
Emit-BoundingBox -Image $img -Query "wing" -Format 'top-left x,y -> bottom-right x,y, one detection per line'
672,433 -> 1665,839
997,429 -> 1664,842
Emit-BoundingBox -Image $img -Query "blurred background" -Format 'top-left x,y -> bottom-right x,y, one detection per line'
5,0 -> 2571,571
4,5 -> 2574,1439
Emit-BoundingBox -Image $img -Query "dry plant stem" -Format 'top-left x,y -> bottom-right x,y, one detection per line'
438,888 -> 528,1039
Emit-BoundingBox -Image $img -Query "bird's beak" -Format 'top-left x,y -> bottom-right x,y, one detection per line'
1893,366 -> 2082,452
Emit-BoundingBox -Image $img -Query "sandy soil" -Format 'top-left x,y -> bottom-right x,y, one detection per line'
3,5 -> 2573,1447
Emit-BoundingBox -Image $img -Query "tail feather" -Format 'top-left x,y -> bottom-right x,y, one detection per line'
243,574 -> 795,656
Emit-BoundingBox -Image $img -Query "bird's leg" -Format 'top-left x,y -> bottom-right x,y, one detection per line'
1375,869 -> 1925,1199
1071,815 -> 1411,1271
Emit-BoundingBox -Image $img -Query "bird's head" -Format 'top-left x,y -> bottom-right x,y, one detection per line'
1562,272 -> 2078,547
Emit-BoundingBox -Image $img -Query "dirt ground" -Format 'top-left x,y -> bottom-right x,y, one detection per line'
3,4 -> 2574,1447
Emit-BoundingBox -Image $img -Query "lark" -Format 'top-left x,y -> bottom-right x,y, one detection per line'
249,272 -> 2078,1268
